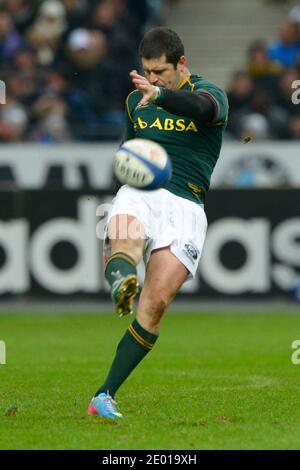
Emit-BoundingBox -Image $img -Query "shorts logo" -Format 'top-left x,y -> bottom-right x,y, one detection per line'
184,243 -> 200,264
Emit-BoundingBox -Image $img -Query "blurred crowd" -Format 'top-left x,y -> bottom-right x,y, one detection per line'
226,5 -> 300,141
1,0 -> 300,143
0,0 -> 166,143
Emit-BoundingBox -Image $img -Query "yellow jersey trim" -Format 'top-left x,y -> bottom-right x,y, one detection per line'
177,74 -> 192,90
126,90 -> 140,123
187,76 -> 195,91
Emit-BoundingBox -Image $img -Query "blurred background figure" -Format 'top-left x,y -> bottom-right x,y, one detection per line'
289,2 -> 300,25
226,71 -> 254,138
4,0 -> 36,33
27,0 -> 67,66
62,27 -> 126,140
29,91 -> 70,143
267,21 -> 300,67
0,94 -> 28,142
0,10 -> 24,63
91,0 -> 139,70
247,40 -> 281,92
62,0 -> 90,31
240,112 -> 270,140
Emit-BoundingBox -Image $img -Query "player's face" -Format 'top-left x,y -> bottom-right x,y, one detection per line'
141,54 -> 185,90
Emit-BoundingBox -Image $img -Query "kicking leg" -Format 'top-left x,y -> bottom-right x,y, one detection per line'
105,214 -> 146,317
88,247 -> 188,418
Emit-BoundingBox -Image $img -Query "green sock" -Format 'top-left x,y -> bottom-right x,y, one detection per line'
105,252 -> 137,287
96,319 -> 158,398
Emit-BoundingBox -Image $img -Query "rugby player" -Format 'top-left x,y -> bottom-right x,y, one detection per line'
88,27 -> 228,418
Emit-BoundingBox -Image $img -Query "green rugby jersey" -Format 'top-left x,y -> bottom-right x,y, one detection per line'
124,74 -> 228,204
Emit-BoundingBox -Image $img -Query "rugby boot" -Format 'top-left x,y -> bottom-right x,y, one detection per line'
88,393 -> 123,419
111,274 -> 139,317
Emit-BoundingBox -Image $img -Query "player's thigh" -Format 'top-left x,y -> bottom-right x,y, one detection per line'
105,214 -> 146,264
137,247 -> 189,329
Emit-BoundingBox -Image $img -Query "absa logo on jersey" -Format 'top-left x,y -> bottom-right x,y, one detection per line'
135,117 -> 199,133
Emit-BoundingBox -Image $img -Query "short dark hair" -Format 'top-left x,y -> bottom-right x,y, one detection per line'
139,27 -> 184,68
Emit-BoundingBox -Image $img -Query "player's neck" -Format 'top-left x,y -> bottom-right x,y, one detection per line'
176,68 -> 191,89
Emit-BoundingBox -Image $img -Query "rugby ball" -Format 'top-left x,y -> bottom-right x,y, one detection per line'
114,138 -> 172,190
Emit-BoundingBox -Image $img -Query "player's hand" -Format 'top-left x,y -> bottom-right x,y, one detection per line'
130,70 -> 158,106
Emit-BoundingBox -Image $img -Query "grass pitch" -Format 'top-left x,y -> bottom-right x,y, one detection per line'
0,310 -> 300,450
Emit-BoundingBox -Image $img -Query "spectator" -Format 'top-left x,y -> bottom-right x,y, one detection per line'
226,68 -> 289,140
29,91 -> 71,143
42,68 -> 105,141
26,0 -> 67,66
267,21 -> 300,68
62,0 -> 90,31
13,44 -> 36,69
63,28 -> 126,139
3,0 -> 36,33
239,113 -> 270,141
247,40 -> 281,94
226,71 -> 254,138
91,0 -> 139,65
6,70 -> 39,108
250,88 -> 288,139
227,71 -> 254,112
0,10 -> 24,63
0,94 -> 28,142
67,28 -> 108,67
289,3 -> 300,25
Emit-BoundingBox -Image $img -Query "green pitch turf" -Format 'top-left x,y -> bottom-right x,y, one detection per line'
0,310 -> 300,450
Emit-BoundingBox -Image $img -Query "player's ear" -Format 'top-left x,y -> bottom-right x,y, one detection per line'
178,55 -> 187,72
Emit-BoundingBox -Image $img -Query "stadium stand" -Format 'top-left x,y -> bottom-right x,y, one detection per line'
0,0 -> 300,142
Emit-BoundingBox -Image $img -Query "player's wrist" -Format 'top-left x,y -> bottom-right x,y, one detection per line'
149,86 -> 160,102
153,86 -> 165,104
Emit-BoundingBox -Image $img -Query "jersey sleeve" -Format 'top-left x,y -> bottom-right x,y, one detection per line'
194,82 -> 229,124
124,90 -> 143,140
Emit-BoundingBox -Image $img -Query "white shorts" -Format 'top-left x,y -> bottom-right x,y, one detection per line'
104,185 -> 207,279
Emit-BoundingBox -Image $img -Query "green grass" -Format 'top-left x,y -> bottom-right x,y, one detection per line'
0,311 -> 300,450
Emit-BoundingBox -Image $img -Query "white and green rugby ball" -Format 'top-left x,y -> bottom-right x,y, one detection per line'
114,138 -> 172,190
